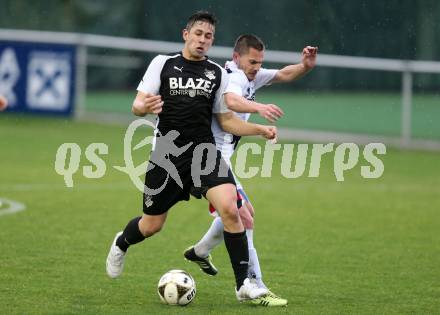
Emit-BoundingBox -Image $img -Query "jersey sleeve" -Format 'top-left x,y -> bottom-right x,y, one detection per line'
224,72 -> 246,96
136,55 -> 168,94
254,67 -> 278,90
212,68 -> 230,114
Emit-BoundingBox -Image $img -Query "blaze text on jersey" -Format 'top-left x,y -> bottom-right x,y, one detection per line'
168,77 -> 216,98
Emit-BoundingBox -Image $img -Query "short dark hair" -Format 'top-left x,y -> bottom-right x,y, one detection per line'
233,34 -> 265,55
186,11 -> 217,31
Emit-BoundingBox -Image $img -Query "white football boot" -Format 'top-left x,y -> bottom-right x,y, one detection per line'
106,231 -> 126,278
236,278 -> 268,301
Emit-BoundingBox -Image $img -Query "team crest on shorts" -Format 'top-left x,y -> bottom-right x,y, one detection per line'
144,195 -> 154,208
204,69 -> 216,80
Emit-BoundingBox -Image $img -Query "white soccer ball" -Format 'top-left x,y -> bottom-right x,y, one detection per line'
157,269 -> 196,306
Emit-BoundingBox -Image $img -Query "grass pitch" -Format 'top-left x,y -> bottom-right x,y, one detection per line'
1,114 -> 440,314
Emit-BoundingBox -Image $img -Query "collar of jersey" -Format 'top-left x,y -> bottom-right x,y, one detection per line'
225,60 -> 239,72
226,60 -> 255,83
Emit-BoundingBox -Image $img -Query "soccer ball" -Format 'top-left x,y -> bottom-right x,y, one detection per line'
157,269 -> 196,306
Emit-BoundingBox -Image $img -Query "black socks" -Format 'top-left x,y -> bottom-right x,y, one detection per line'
116,216 -> 145,252
223,230 -> 249,290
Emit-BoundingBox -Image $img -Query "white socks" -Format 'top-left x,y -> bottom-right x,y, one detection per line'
246,229 -> 266,288
194,216 -> 224,258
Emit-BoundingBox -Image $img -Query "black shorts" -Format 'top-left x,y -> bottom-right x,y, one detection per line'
142,143 -> 236,215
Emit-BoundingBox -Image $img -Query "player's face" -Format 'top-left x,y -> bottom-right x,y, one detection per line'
235,48 -> 264,81
182,21 -> 215,61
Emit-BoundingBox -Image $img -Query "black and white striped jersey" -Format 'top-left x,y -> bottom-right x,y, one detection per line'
137,52 -> 229,142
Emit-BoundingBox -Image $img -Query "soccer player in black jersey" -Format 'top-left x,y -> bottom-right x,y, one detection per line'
106,11 -> 276,301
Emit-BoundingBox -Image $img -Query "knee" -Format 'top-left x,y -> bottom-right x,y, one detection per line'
218,202 -> 240,223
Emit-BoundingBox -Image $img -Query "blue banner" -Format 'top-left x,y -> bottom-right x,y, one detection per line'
0,41 -> 76,116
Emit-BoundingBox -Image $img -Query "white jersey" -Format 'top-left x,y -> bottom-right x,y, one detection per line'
211,60 -> 278,162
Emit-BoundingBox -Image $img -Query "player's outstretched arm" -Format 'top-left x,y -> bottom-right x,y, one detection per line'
132,91 -> 164,116
272,46 -> 318,83
224,92 -> 283,123
216,111 -> 277,140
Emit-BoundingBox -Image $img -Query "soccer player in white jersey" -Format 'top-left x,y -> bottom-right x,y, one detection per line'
184,34 -> 317,307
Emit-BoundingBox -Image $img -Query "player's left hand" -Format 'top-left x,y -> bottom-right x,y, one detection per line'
302,46 -> 318,70
257,103 -> 284,123
259,125 -> 277,141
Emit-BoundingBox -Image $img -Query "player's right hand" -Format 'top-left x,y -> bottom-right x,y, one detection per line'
257,104 -> 283,123
143,93 -> 163,114
132,92 -> 164,116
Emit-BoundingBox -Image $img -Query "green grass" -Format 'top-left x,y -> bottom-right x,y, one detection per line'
1,114 -> 440,314
86,90 -> 440,140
